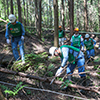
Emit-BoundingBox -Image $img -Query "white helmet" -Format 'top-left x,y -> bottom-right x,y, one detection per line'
85,34 -> 90,38
49,47 -> 57,56
8,14 -> 16,23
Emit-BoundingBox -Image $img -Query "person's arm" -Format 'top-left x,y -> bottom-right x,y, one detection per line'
21,23 -> 25,36
55,47 -> 69,76
61,47 -> 69,67
92,39 -> 96,46
70,38 -> 73,46
5,24 -> 9,39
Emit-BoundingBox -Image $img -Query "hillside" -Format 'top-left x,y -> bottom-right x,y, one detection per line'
0,30 -> 100,100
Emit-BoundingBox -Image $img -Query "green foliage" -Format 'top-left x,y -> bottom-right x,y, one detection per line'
94,65 -> 99,70
11,52 -> 48,72
48,64 -> 54,70
26,90 -> 31,95
4,82 -> 26,96
0,84 -> 8,90
60,79 -> 72,89
47,71 -> 53,77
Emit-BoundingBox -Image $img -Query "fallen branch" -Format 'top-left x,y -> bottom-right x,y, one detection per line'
0,67 -> 100,94
0,81 -> 88,100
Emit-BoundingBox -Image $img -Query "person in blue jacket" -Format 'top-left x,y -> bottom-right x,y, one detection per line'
5,14 -> 25,64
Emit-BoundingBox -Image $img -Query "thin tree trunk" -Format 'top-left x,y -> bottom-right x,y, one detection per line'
53,0 -> 58,47
76,0 -> 79,28
17,0 -> 22,23
68,0 -> 74,38
6,0 -> 9,16
23,0 -> 26,26
11,0 -> 13,14
84,0 -> 88,31
65,0 -> 68,29
3,0 -> 6,20
35,0 -> 39,36
61,0 -> 65,30
49,0 -> 53,28
98,0 -> 100,32
26,0 -> 29,25
38,0 -> 42,40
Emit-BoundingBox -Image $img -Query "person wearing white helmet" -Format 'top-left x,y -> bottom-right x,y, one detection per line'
5,14 -> 25,64
49,45 -> 86,86
84,34 -> 96,63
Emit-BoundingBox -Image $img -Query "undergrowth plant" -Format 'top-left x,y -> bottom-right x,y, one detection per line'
60,79 -> 72,89
4,82 -> 27,96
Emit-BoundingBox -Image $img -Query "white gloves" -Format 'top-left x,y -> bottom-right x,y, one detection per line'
55,67 -> 63,76
6,39 -> 10,44
21,36 -> 24,40
81,46 -> 84,51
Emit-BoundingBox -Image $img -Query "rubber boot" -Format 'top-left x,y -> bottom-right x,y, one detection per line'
62,76 -> 72,91
80,76 -> 86,94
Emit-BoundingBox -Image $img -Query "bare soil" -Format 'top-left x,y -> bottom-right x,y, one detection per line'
0,30 -> 100,100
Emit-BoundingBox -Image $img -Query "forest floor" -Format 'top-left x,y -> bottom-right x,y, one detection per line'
0,29 -> 100,100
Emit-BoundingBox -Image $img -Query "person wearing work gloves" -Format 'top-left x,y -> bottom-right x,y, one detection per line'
84,34 -> 96,63
58,26 -> 65,46
5,14 -> 25,64
49,45 -> 86,84
70,28 -> 84,51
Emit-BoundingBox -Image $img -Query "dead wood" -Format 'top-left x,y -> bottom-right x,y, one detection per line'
0,67 -> 100,94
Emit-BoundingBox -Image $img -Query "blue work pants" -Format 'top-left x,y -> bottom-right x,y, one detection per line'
11,36 -> 25,61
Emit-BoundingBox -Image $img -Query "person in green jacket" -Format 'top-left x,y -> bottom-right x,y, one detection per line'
49,45 -> 86,82
5,14 -> 25,64
58,26 -> 65,46
84,34 -> 96,63
70,28 -> 84,51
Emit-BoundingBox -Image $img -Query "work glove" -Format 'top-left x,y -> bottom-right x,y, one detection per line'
6,39 -> 10,44
81,46 -> 84,51
55,67 -> 63,77
21,36 -> 24,40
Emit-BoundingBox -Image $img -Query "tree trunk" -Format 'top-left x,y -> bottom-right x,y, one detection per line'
68,0 -> 74,38
61,0 -> 65,30
98,0 -> 100,32
38,0 -> 42,40
84,0 -> 88,31
65,0 -> 68,29
76,0 -> 79,28
11,0 -> 13,14
35,0 -> 39,36
53,0 -> 58,47
26,0 -> 29,25
6,0 -> 9,16
17,0 -> 22,23
23,0 -> 26,26
3,0 -> 6,20
49,0 -> 53,28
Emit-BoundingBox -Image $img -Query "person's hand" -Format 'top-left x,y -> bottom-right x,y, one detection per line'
55,67 -> 63,76
81,46 -> 84,51
21,36 -> 24,40
6,39 -> 10,44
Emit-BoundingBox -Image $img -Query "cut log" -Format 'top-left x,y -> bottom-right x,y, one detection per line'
0,67 -> 100,94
